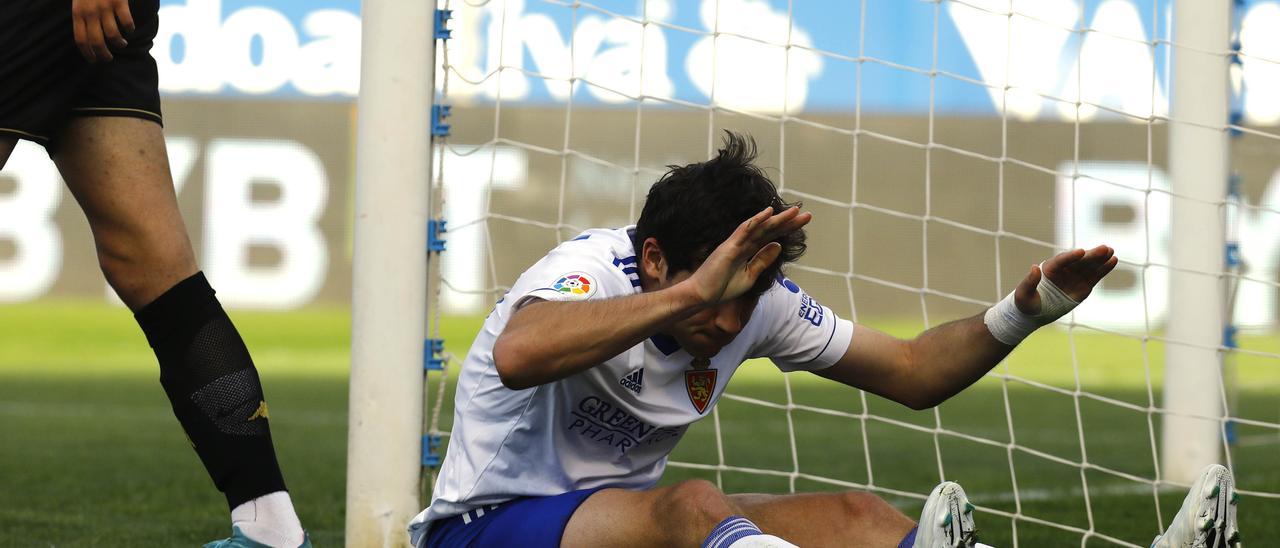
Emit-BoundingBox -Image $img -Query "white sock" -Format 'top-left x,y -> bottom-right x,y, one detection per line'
231,491 -> 305,547
727,534 -> 798,548
703,515 -> 798,548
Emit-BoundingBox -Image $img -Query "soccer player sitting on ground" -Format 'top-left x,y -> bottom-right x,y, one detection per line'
410,132 -> 1240,548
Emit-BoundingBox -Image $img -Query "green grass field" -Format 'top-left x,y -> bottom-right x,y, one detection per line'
2,301 -> 1277,546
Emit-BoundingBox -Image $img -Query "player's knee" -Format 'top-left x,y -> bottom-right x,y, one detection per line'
660,479 -> 736,524
96,229 -> 195,281
96,232 -> 197,308
839,491 -> 910,528
840,491 -> 878,514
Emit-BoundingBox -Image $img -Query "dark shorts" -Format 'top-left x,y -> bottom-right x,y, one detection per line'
417,488 -> 606,548
0,0 -> 163,149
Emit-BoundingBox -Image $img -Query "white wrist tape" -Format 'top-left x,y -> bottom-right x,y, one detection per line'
983,271 -> 1079,346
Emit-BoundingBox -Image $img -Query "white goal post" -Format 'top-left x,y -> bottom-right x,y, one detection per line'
1163,0 -> 1230,485
345,0 -> 434,546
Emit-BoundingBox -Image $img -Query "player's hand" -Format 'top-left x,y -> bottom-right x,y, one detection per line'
72,0 -> 135,63
1013,245 -> 1118,315
685,206 -> 812,306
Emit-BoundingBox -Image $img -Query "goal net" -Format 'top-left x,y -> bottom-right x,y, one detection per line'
423,0 -> 1280,545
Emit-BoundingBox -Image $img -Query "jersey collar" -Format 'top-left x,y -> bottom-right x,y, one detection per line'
649,333 -> 681,355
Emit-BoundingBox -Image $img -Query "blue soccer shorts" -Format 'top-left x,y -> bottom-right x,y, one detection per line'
417,487 -> 606,548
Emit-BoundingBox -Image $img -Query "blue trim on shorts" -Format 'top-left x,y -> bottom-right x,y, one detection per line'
897,525 -> 918,548
424,488 -> 606,548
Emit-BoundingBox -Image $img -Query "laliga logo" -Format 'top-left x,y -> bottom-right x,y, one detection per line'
154,0 -> 360,96
552,273 -> 593,297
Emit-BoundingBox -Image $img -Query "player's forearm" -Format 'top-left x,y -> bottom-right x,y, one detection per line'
905,313 -> 1015,408
492,282 -> 704,389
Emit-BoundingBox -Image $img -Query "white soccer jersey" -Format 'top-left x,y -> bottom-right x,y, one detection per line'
412,226 -> 855,527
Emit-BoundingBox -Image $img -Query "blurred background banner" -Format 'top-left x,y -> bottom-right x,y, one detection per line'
3,0 -> 1279,331
122,0 -> 1280,119
5,2 -> 1280,546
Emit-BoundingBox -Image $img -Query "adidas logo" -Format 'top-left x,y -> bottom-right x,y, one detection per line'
619,367 -> 644,394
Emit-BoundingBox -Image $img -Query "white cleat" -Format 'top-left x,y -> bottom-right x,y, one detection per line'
913,481 -> 978,548
1151,464 -> 1241,548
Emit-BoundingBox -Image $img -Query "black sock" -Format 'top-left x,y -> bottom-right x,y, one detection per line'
135,272 -> 287,509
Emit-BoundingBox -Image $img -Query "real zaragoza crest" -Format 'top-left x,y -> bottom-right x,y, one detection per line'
684,358 -> 716,414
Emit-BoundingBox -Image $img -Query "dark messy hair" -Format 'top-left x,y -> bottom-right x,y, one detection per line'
633,131 -> 806,298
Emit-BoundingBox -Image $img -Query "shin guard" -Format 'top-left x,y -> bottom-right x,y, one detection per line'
136,272 -> 287,509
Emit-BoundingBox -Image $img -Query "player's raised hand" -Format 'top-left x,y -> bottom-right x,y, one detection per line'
1013,245 -> 1118,315
686,206 -> 812,305
72,0 -> 135,63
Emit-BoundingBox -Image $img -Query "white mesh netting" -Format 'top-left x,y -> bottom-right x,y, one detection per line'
423,1 -> 1280,545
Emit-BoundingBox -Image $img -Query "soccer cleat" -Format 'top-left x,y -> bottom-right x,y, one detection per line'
1150,464 -> 1240,548
203,526 -> 313,548
913,481 -> 978,548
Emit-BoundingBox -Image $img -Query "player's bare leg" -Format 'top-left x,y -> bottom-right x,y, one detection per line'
0,136 -> 16,169
52,117 -> 195,308
51,116 -> 308,547
563,479 -> 915,547
730,491 -> 916,547
564,480 -> 744,547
